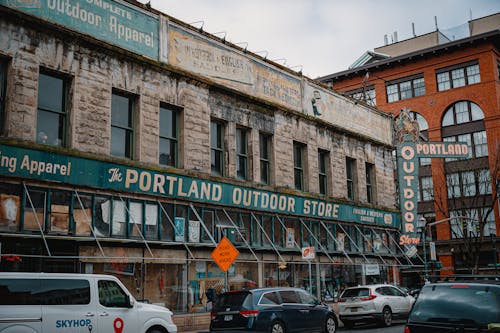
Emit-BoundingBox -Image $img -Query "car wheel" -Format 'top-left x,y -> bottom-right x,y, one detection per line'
381,306 -> 393,327
270,320 -> 285,333
342,320 -> 354,329
324,314 -> 337,333
146,329 -> 164,333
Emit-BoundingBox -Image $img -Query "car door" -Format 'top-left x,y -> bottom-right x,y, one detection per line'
391,286 -> 413,314
297,289 -> 324,332
41,278 -> 96,333
278,290 -> 306,333
387,286 -> 406,314
96,278 -> 138,333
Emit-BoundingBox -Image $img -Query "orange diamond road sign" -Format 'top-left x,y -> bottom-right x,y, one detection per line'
211,236 -> 239,273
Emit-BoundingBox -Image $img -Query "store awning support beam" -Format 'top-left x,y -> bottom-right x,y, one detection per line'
369,228 -> 404,266
336,223 -> 371,264
354,225 -> 389,267
74,190 -> 105,257
189,204 -> 217,246
23,182 -> 52,256
120,196 -> 154,258
299,219 -> 337,265
222,209 -> 260,263
319,221 -> 354,264
250,213 -> 286,264
274,215 -> 301,250
159,201 -> 195,259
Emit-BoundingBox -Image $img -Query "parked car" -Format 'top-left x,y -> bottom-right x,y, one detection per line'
405,277 -> 500,333
210,287 -> 338,333
0,272 -> 177,333
337,284 -> 415,328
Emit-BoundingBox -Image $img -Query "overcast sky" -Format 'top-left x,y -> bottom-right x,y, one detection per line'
140,0 -> 500,78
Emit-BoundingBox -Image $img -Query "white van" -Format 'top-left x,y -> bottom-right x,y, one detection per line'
0,272 -> 177,333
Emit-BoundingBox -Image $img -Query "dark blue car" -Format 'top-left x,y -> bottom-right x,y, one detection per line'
210,287 -> 338,333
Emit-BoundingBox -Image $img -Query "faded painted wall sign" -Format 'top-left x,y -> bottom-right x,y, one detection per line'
168,23 -> 301,112
303,83 -> 393,145
169,25 -> 253,86
0,143 -> 400,227
1,0 -> 159,59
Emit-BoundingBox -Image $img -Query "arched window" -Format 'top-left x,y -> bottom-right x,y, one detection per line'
441,101 -> 487,160
409,111 -> 430,165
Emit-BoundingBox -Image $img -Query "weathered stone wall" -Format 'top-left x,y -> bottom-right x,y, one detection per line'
0,15 -> 396,209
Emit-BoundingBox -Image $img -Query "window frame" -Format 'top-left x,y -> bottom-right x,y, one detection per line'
365,162 -> 375,204
346,157 -> 356,200
210,120 -> 225,176
37,69 -> 69,147
293,141 -> 306,191
436,60 -> 481,91
159,103 -> 179,167
111,89 -> 135,159
259,132 -> 272,185
236,127 -> 249,181
318,149 -> 329,195
385,74 -> 425,102
0,60 -> 6,135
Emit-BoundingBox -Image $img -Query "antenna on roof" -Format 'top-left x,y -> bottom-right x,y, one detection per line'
255,50 -> 268,59
235,42 -> 248,52
412,22 -> 416,37
434,16 -> 439,31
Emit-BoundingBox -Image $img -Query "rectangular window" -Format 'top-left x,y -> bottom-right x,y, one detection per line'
111,90 -> 134,158
211,121 -> 224,176
293,142 -> 306,191
385,74 -> 425,102
436,61 -> 481,91
259,133 -> 271,185
346,157 -> 356,200
446,173 -> 460,198
461,171 -> 476,197
0,279 -> 90,305
236,127 -> 248,180
37,71 -> 68,146
348,87 -> 376,106
0,60 -> 6,134
478,169 -> 492,195
473,131 -> 488,157
420,176 -> 434,201
159,104 -> 178,167
318,150 -> 329,195
365,162 -> 375,203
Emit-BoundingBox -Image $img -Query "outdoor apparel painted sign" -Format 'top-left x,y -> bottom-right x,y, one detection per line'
395,110 -> 469,250
0,0 -> 159,59
0,143 -> 400,226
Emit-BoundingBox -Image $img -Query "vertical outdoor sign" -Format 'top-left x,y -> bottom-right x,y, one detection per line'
395,109 -> 469,255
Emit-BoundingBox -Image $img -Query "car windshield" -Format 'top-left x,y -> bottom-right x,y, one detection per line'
341,288 -> 369,297
214,291 -> 252,310
409,284 -> 500,326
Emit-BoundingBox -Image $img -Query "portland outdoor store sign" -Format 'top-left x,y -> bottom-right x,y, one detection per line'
0,143 -> 399,227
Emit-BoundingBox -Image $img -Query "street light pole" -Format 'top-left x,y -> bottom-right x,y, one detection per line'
418,217 -> 429,282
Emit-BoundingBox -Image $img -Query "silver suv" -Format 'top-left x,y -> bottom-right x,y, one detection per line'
338,284 -> 415,328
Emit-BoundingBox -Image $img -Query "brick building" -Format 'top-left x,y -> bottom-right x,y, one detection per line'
318,13 -> 500,279
0,0 -> 404,330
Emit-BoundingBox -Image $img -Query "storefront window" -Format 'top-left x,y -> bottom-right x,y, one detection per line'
73,193 -> 92,236
201,209 -> 215,243
111,199 -> 127,237
0,182 -> 22,232
94,196 -> 110,237
145,203 -> 158,239
48,190 -> 71,234
263,215 -> 273,247
24,188 -> 46,232
160,202 -> 174,241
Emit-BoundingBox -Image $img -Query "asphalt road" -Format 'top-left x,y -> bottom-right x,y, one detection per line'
339,320 -> 406,332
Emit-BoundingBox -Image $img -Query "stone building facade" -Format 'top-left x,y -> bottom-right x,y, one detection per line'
0,0 -> 403,330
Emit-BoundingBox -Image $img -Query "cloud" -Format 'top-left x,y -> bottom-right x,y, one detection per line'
143,0 -> 499,78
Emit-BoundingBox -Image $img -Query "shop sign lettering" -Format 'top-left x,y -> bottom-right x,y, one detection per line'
0,0 -> 159,59
0,144 -> 399,226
